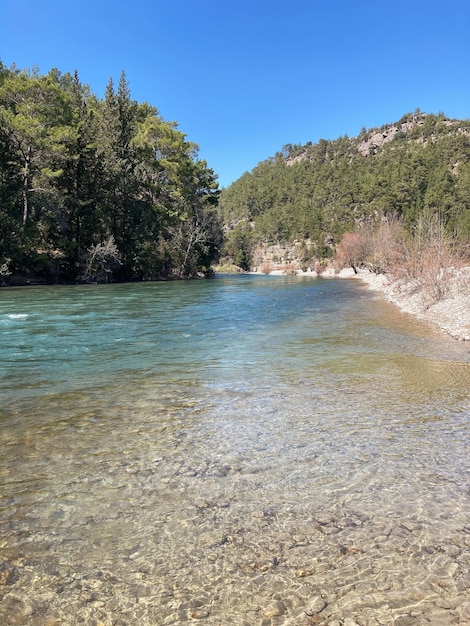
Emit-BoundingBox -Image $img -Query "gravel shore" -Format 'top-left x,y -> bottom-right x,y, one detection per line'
350,267 -> 470,341
254,265 -> 470,341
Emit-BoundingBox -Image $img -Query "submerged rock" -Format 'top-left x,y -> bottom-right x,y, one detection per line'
0,561 -> 19,586
304,595 -> 327,615
262,601 -> 286,617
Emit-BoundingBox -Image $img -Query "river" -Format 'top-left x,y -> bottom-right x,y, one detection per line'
1,275 -> 469,625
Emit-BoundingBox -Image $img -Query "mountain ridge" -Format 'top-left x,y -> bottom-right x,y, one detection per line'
285,111 -> 470,164
218,111 -> 470,271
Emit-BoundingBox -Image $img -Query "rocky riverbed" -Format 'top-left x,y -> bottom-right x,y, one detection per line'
1,471 -> 469,625
1,275 -> 469,626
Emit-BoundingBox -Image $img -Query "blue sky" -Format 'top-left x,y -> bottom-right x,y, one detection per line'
2,0 -> 469,188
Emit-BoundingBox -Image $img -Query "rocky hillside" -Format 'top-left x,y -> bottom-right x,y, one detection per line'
218,111 -> 470,271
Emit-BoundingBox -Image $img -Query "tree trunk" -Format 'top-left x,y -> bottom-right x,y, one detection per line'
22,146 -> 32,224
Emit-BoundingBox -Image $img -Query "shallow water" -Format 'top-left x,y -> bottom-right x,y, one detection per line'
0,275 -> 469,625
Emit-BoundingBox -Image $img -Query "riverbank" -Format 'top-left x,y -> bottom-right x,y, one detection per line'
249,264 -> 470,341
350,267 -> 470,342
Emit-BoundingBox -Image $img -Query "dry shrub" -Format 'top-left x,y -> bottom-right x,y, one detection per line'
0,258 -> 11,278
366,216 -> 408,275
260,261 -> 273,274
81,235 -> 121,283
283,262 -> 298,275
314,260 -> 327,275
334,231 -> 371,273
457,266 -> 470,296
399,216 -> 463,306
334,213 -> 467,306
335,218 -> 410,276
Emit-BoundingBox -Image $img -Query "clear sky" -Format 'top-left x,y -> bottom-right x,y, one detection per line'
1,0 -> 469,188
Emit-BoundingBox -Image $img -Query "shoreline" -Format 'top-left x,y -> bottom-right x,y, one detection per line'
352,267 -> 470,342
250,266 -> 470,341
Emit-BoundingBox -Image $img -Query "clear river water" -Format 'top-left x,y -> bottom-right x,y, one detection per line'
0,274 -> 469,625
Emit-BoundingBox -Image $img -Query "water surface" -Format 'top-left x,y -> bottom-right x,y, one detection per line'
1,275 -> 469,624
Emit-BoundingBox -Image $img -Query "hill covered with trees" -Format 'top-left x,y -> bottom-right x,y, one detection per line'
0,63 -> 223,284
2,63 -> 468,290
218,111 -> 470,272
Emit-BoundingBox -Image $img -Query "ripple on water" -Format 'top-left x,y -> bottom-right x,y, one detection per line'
0,278 -> 469,624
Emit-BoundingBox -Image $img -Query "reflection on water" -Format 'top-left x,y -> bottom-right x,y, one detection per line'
0,275 -> 469,625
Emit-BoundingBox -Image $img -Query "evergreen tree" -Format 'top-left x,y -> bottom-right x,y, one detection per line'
219,112 -> 470,267
0,62 -> 223,283
55,70 -> 103,278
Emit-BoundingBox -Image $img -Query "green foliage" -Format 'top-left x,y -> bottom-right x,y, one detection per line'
0,62 -> 222,283
219,112 -> 470,266
221,221 -> 254,271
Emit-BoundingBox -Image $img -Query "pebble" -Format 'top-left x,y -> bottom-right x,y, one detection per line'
295,569 -> 313,578
445,545 -> 461,558
292,534 -> 309,545
1,416 -> 468,626
0,561 -> 20,586
304,595 -> 326,615
262,601 -> 285,617
461,602 -> 470,619
435,598 -> 452,609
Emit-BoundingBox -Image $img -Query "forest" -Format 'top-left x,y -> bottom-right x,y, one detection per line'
1,62 -> 469,286
0,62 -> 223,284
218,111 -> 470,272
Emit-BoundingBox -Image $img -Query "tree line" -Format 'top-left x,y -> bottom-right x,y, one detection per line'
218,112 -> 470,270
0,62 -> 223,284
2,65 -> 469,286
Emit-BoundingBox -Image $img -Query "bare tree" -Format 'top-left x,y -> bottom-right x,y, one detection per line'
81,235 -> 121,283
